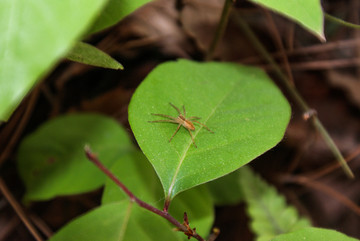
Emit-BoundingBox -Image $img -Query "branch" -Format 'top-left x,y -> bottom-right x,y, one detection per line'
84,146 -> 207,241
235,15 -> 354,179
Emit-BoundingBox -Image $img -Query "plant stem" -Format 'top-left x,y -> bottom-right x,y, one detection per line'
0,178 -> 43,241
205,0 -> 233,61
235,15 -> 354,179
84,146 -> 206,241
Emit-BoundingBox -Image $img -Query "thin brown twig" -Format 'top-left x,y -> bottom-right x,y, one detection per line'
263,8 -> 294,85
84,146 -> 207,241
0,85 -> 40,166
235,15 -> 354,178
239,38 -> 360,65
283,175 -> 360,216
306,145 -> 360,180
0,178 -> 43,241
205,0 -> 233,61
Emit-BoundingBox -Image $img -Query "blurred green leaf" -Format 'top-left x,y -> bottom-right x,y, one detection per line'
88,0 -> 151,34
0,0 -> 107,121
272,227 -> 359,241
101,150 -> 214,239
129,59 -> 291,200
67,42 -> 123,69
206,170 -> 243,206
49,201 -> 182,241
239,166 -> 311,241
17,114 -> 133,202
249,0 -> 325,41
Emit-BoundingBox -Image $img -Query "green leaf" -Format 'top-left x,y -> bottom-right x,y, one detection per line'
49,201 -> 182,241
88,0 -> 151,34
101,151 -> 163,206
129,59 -> 291,200
206,170 -> 243,206
0,0 -> 108,121
239,166 -> 311,241
272,227 -> 359,241
17,114 -> 133,202
67,42 -> 123,70
249,0 -> 325,41
101,150 -> 214,239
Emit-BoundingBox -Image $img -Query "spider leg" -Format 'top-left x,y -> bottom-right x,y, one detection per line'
182,105 -> 186,117
187,129 -> 197,148
169,103 -> 182,115
188,116 -> 201,120
192,120 -> 214,133
169,124 -> 182,142
151,113 -> 177,120
148,119 -> 178,123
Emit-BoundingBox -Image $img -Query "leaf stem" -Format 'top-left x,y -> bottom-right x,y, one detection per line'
235,15 -> 354,178
84,146 -> 206,241
205,0 -> 233,61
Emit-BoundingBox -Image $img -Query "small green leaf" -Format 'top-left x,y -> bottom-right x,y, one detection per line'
17,114 -> 133,202
0,0 -> 108,121
249,0 -> 325,41
239,166 -> 311,241
49,201 -> 182,241
129,59 -> 291,200
206,170 -> 243,206
67,42 -> 123,70
272,227 -> 359,241
101,150 -> 214,239
101,151 -> 163,206
88,0 -> 152,34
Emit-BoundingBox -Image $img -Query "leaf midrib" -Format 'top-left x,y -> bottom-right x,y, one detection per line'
166,85 -> 237,198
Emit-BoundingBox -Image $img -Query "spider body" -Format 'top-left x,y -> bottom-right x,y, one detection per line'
149,103 -> 213,148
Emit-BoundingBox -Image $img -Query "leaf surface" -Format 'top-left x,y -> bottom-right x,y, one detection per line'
239,166 -> 311,241
49,201 -> 182,241
129,59 -> 291,199
272,227 -> 359,241
88,0 -> 151,34
0,0 -> 107,121
17,114 -> 133,201
101,150 -> 214,238
250,0 -> 325,41
67,42 -> 123,70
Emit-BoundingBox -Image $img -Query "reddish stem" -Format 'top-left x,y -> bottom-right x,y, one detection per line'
84,146 -> 206,241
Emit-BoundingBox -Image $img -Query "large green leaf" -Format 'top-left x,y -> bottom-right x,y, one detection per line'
17,114 -> 133,202
101,151 -> 214,239
249,0 -> 325,41
0,0 -> 108,121
129,59 -> 291,200
272,227 -> 359,241
49,201 -> 182,241
239,166 -> 311,241
88,0 -> 151,34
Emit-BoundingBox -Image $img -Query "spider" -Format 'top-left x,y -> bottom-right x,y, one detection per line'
149,103 -> 213,148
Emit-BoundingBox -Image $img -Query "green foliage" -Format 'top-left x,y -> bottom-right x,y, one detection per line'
51,150 -> 213,240
67,42 -> 123,70
101,151 -> 214,238
0,0 -> 107,121
129,59 -> 291,200
17,114 -> 133,202
206,170 -> 243,205
88,0 -> 151,34
272,227 -> 360,241
49,201 -> 182,241
239,166 -> 311,241
249,0 -> 325,41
